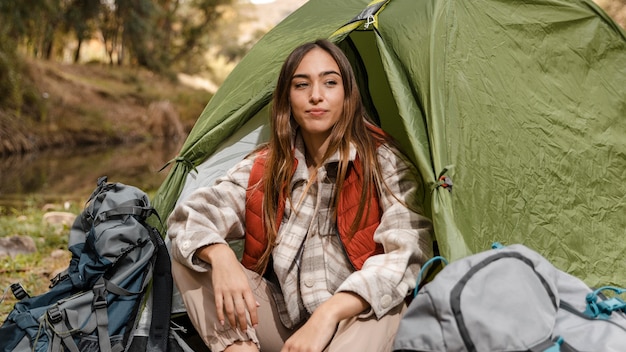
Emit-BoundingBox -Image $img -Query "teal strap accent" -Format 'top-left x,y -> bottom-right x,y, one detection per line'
491,242 -> 505,249
414,256 -> 449,297
584,286 -> 626,319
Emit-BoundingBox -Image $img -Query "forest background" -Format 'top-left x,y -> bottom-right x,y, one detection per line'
0,0 -> 623,321
0,0 -> 304,320
0,0 -> 305,156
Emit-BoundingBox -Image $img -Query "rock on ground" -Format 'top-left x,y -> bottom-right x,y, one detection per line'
0,235 -> 37,258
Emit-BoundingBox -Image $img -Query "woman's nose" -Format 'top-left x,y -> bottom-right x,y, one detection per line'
310,84 -> 322,103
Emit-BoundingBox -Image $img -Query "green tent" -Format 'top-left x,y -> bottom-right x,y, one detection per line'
153,0 -> 626,288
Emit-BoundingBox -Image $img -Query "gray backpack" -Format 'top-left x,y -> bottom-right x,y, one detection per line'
393,244 -> 626,352
0,177 -> 172,352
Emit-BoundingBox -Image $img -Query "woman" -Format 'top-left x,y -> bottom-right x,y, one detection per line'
168,39 -> 433,352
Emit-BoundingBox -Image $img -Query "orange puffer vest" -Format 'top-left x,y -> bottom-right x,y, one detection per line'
242,150 -> 384,273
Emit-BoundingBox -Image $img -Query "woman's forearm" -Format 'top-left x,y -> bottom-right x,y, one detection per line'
313,291 -> 369,324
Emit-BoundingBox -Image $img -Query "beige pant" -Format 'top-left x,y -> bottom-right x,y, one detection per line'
172,259 -> 405,352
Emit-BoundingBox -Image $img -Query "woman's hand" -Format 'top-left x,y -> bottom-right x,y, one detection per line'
281,312 -> 337,352
281,292 -> 369,352
197,243 -> 259,332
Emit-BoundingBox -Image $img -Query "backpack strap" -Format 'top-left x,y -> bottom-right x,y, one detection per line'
529,336 -> 581,352
413,256 -> 448,297
559,340 -> 581,352
47,306 -> 81,352
93,278 -> 114,352
146,225 -> 172,352
94,205 -> 156,227
529,338 -> 559,352
88,176 -> 113,203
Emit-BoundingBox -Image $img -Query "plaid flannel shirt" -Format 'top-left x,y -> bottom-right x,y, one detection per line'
168,133 -> 433,328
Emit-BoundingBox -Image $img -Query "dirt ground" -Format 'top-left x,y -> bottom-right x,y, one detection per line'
1,59 -> 209,155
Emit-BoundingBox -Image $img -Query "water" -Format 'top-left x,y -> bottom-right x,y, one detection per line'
0,139 -> 183,211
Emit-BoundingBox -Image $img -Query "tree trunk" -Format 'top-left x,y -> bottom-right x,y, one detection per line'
74,38 -> 83,63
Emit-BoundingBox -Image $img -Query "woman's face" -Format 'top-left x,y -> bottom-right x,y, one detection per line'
289,48 -> 345,141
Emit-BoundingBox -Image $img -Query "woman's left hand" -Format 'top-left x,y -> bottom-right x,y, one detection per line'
280,292 -> 369,352
281,313 -> 337,352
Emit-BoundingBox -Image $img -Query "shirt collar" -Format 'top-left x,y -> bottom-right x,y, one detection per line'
291,130 -> 357,185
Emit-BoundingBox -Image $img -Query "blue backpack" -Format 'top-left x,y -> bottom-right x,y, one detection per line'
0,177 -> 172,352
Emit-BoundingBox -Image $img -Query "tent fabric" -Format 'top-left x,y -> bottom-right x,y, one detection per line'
153,0 -> 626,287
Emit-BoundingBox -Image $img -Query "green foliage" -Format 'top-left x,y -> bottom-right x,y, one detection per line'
0,33 -> 45,122
0,0 -> 236,74
0,5 -> 47,121
0,52 -> 20,111
0,19 -> 22,111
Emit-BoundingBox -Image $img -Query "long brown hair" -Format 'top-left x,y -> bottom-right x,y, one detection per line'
253,39 -> 389,274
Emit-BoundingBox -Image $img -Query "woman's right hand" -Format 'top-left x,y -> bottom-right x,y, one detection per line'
197,243 -> 259,332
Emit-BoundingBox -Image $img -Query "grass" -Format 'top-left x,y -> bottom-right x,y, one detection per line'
0,200 -> 81,321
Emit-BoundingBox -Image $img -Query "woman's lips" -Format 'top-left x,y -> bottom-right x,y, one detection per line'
307,108 -> 327,116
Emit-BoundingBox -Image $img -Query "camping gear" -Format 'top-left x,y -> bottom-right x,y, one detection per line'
392,243 -> 626,351
0,177 -> 172,352
142,0 -> 624,349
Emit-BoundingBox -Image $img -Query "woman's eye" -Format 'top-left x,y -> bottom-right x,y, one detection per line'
325,80 -> 338,86
294,82 -> 309,89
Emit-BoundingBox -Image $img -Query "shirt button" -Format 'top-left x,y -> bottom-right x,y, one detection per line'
304,278 -> 314,287
381,294 -> 392,308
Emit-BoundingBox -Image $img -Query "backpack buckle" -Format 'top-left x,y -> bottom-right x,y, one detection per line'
49,269 -> 68,288
140,207 -> 155,219
47,306 -> 63,324
93,298 -> 107,310
10,283 -> 30,300
92,282 -> 108,309
584,286 -> 626,319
